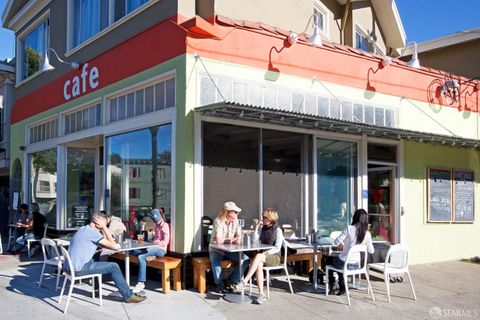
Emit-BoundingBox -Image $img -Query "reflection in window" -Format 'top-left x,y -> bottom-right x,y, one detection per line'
107,124 -> 172,220
29,149 -> 57,228
317,139 -> 357,236
21,19 -> 49,80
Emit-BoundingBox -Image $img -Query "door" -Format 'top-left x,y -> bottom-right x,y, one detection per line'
66,147 -> 96,228
367,166 -> 395,242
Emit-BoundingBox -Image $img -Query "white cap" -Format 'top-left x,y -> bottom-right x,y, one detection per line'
224,201 -> 241,213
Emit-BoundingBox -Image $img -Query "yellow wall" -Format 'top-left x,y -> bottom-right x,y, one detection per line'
403,141 -> 480,264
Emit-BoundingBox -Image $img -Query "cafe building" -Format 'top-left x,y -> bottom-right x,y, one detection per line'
3,0 -> 480,265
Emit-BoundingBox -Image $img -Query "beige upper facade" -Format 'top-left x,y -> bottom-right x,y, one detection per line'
2,0 -> 406,101
403,29 -> 480,79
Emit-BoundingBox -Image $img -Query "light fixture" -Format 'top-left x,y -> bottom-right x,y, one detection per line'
288,12 -> 323,47
401,41 -> 420,69
41,48 -> 80,72
381,56 -> 392,68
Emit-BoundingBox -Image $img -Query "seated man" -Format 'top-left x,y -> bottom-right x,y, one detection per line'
98,211 -> 127,261
66,211 -> 146,303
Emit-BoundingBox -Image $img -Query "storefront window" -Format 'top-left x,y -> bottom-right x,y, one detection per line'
317,139 -> 357,236
66,148 -> 96,228
203,123 -> 259,233
29,149 -> 57,228
107,124 -> 172,221
263,130 -> 302,237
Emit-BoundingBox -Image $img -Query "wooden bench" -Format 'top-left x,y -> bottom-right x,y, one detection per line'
192,257 -> 235,294
110,252 -> 182,294
287,252 -> 323,272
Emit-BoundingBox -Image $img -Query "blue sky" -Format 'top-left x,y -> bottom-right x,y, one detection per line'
0,0 -> 479,61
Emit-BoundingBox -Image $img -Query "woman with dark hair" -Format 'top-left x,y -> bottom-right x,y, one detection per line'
328,208 -> 374,295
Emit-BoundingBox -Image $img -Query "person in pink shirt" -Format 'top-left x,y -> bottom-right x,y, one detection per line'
132,209 -> 170,293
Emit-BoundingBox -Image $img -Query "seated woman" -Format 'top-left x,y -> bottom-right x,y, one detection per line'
238,208 -> 284,305
328,208 -> 374,295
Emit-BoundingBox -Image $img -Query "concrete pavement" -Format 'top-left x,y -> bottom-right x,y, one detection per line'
0,252 -> 479,320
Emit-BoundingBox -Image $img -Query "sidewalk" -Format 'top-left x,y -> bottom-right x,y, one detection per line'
0,252 -> 479,320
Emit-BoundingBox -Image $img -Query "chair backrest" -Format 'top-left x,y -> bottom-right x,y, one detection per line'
385,244 -> 409,269
43,223 -> 48,238
41,238 -> 61,261
344,244 -> 368,271
281,240 -> 290,268
59,246 -> 75,277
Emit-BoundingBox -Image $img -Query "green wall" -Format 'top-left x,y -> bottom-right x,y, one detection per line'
10,54 -> 194,253
404,141 -> 480,264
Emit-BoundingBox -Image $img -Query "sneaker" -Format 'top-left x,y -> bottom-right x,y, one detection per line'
254,293 -> 267,305
132,282 -> 145,293
125,293 -> 147,304
146,256 -> 156,262
210,283 -> 225,295
236,280 -> 247,291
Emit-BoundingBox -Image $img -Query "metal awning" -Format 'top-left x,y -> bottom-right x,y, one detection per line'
195,102 -> 480,149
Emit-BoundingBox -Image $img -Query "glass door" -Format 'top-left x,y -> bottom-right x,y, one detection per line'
367,166 -> 395,242
66,148 -> 96,228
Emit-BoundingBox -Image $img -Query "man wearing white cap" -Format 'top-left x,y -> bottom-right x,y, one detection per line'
209,201 -> 249,294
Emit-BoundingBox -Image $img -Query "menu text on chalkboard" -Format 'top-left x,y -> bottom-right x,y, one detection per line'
454,170 -> 474,222
428,168 -> 452,222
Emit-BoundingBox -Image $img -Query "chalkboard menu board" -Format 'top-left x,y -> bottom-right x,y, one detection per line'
454,170 -> 474,222
428,169 -> 452,222
72,205 -> 90,227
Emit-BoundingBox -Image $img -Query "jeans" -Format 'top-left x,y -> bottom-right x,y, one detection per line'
9,227 -> 26,250
76,259 -> 132,300
132,247 -> 166,282
209,250 -> 249,285
328,256 -> 360,290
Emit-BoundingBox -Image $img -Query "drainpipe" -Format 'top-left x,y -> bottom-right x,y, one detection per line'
340,0 -> 351,45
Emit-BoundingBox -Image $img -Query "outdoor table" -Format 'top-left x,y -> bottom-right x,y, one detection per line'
286,238 -> 331,293
209,243 -> 274,303
115,240 -> 158,286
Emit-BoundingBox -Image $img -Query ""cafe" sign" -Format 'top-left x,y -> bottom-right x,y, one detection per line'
63,63 -> 100,101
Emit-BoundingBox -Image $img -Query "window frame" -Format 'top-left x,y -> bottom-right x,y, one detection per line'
15,10 -> 50,85
314,0 -> 329,40
66,0 -> 156,54
355,25 -> 384,55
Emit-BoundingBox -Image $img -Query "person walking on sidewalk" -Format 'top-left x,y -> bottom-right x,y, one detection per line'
132,209 -> 170,293
66,211 -> 146,303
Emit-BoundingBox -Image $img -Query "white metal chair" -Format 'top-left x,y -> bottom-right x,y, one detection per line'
325,244 -> 375,305
27,223 -> 48,259
58,246 -> 102,314
39,238 -> 64,291
249,240 -> 294,299
368,244 -> 417,303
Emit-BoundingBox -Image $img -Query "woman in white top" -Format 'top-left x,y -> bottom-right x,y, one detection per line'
238,208 -> 284,304
328,208 -> 374,295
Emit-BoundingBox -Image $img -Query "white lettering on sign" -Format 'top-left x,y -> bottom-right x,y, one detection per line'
63,63 -> 100,101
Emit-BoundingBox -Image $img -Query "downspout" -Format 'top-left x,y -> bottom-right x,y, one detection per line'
340,0 -> 351,45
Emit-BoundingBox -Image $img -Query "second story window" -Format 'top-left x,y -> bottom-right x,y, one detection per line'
70,0 -> 150,49
114,0 -> 148,21
20,19 -> 49,80
72,0 -> 109,48
314,1 -> 329,38
355,27 -> 383,55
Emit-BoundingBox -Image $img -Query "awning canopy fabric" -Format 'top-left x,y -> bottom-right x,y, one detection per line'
195,101 -> 480,149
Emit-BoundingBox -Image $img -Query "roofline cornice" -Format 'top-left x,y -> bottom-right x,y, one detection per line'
3,0 -> 51,31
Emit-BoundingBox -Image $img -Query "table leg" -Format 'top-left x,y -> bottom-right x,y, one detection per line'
223,251 -> 252,304
125,251 -> 130,286
312,244 -> 326,294
7,227 -> 13,251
